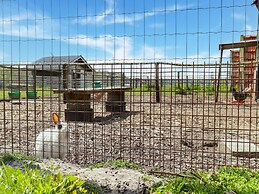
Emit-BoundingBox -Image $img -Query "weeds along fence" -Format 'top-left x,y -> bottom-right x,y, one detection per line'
0,0 -> 259,172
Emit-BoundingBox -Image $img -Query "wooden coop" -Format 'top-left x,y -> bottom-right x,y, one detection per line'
218,35 -> 259,102
230,35 -> 257,91
29,57 -> 131,122
29,55 -> 93,89
28,55 -> 96,121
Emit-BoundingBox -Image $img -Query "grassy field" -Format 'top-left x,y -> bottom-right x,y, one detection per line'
0,83 -> 230,100
1,66 -> 231,99
130,83 -> 230,96
0,66 -> 60,100
0,87 -> 59,100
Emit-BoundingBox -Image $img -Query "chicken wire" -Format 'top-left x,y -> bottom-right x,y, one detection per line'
0,0 -> 259,172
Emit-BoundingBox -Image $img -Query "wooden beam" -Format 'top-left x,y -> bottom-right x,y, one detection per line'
219,40 -> 259,50
155,63 -> 160,103
215,49 -> 224,103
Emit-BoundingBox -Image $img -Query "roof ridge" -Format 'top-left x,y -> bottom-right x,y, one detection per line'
34,55 -> 84,64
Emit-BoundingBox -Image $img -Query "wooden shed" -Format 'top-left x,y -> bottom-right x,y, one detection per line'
219,36 -> 259,102
230,35 -> 257,90
28,55 -> 94,89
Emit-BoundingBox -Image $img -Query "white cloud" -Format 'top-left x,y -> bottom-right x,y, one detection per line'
76,1 -> 192,26
138,45 -> 165,61
246,24 -> 256,32
232,16 -> 256,33
0,11 -> 58,39
170,51 -> 223,65
85,0 -> 114,24
67,35 -> 133,60
232,13 -> 246,21
0,51 -> 11,63
0,51 -> 3,61
80,38 -> 229,80
232,13 -> 256,33
67,34 -> 223,65
149,23 -> 164,29
166,4 -> 191,12
67,34 -> 172,76
77,10 -> 155,25
67,34 -> 172,62
76,0 -> 178,25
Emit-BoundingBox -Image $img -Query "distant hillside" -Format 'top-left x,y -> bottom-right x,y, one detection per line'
0,66 -> 30,89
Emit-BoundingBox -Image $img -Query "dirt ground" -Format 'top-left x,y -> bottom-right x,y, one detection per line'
1,93 -> 259,173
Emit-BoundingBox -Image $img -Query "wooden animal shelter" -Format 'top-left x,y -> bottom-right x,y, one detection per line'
28,55 -> 94,89
230,35 -> 256,91
218,35 -> 259,102
27,55 -> 132,122
54,86 -> 131,122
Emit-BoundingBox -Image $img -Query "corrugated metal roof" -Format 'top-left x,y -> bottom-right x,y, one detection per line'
27,55 -> 94,72
34,55 -> 84,64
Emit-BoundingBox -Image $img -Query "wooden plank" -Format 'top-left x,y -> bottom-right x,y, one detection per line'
53,86 -> 132,94
232,152 -> 259,158
107,91 -> 125,102
219,40 -> 259,50
67,103 -> 91,110
215,49 -> 223,102
64,92 -> 91,103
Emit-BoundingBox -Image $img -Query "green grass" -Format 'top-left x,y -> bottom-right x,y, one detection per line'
0,66 -> 59,100
0,165 -> 92,194
0,90 -> 9,99
1,153 -> 259,193
0,86 -> 59,100
0,153 -> 102,194
34,86 -> 59,98
130,83 -> 230,96
149,167 -> 259,194
0,153 -> 39,164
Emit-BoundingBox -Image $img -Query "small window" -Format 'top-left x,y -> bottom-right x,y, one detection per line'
72,72 -> 81,79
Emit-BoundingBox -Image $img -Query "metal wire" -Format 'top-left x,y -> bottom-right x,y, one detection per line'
0,0 -> 259,172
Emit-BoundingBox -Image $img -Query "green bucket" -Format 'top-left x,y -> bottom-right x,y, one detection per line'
27,91 -> 37,99
8,91 -> 21,99
93,82 -> 102,88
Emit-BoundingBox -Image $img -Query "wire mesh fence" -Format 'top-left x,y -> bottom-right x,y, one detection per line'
0,0 -> 259,172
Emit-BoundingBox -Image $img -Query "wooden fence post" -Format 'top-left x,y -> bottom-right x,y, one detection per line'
155,63 -> 160,103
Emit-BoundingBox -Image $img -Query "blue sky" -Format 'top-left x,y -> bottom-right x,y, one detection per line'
0,0 -> 258,66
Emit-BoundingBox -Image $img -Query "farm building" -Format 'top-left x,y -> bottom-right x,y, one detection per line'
28,55 -> 94,89
219,34 -> 259,102
28,56 -> 127,90
230,35 -> 256,91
